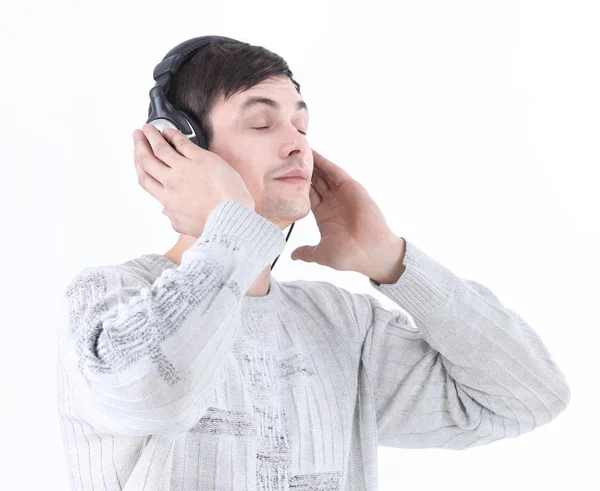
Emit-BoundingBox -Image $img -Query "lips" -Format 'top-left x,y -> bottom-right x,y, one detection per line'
276,167 -> 309,181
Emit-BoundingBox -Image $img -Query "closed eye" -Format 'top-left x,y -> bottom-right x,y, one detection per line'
252,127 -> 307,136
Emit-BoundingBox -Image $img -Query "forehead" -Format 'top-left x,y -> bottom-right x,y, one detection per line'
215,76 -> 308,117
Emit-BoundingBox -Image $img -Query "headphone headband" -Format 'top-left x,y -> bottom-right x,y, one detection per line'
146,35 -> 237,149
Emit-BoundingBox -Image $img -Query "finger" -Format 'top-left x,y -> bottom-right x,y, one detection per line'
291,245 -> 318,263
161,127 -> 202,160
132,144 -> 166,203
138,168 -> 166,203
310,168 -> 330,196
311,148 -> 351,187
142,124 -> 188,168
133,129 -> 171,186
309,181 -> 322,209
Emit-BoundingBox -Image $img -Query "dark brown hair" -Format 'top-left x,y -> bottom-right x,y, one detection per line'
148,37 -> 301,149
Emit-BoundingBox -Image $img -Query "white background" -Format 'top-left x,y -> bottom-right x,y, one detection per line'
1,0 -> 598,489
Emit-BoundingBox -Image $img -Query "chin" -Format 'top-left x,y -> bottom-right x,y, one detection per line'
259,197 -> 310,227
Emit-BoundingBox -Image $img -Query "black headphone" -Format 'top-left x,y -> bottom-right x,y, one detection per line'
145,35 -> 294,271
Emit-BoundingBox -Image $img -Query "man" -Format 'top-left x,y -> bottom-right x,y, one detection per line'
56,37 -> 571,491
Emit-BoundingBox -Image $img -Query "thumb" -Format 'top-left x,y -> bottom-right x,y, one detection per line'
291,245 -> 317,262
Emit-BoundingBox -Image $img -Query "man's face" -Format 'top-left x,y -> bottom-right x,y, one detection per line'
208,75 -> 313,230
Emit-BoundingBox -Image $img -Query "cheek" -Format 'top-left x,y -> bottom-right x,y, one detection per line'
234,167 -> 266,195
215,143 -> 271,192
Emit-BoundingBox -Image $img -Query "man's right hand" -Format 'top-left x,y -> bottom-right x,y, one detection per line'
133,124 -> 256,238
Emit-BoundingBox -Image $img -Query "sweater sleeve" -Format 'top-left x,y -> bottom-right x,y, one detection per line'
55,201 -> 286,436
357,238 -> 571,450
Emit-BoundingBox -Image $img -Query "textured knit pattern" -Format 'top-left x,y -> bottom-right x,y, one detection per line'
55,200 -> 571,491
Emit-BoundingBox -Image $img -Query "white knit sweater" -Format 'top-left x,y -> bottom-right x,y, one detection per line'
56,200 -> 571,490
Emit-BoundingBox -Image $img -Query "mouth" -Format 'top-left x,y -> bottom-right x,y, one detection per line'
274,177 -> 308,184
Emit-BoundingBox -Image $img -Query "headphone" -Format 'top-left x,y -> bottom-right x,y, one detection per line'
145,35 -> 295,271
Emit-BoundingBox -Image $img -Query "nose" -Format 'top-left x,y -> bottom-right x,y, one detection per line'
281,126 -> 307,160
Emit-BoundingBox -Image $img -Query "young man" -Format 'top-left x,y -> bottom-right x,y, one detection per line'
56,37 -> 571,490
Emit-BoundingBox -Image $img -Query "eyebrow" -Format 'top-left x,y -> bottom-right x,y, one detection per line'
237,96 -> 308,117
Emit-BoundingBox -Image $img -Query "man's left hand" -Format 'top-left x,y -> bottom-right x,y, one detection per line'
291,149 -> 405,281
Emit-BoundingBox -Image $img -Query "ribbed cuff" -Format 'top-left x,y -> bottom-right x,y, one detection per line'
179,201 -> 287,293
368,238 -> 459,322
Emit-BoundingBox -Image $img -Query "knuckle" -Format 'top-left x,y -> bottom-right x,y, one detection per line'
153,142 -> 165,159
170,132 -> 182,146
135,151 -> 147,168
175,166 -> 190,184
174,134 -> 192,152
162,175 -> 174,191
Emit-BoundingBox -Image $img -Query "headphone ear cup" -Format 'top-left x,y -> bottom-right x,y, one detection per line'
179,109 -> 208,150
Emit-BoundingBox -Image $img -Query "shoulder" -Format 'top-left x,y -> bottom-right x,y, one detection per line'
278,279 -> 416,339
62,255 -> 163,307
278,279 -> 373,340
